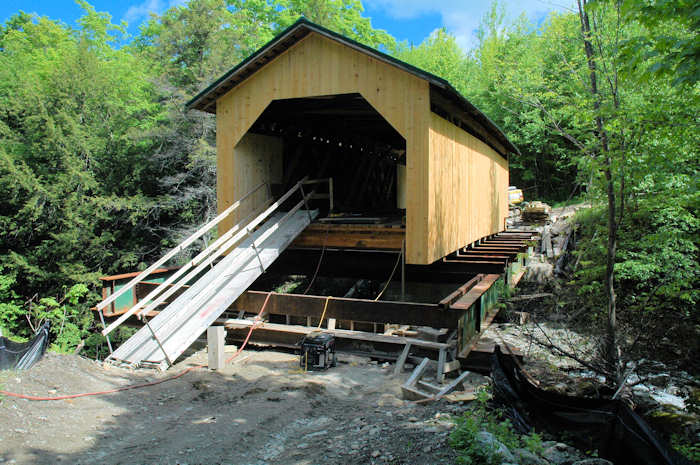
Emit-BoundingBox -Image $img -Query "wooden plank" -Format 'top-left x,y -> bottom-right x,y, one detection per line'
437,348 -> 447,383
394,343 -> 412,376
450,274 -> 501,311
292,224 -> 405,250
232,133 -> 283,224
220,319 -> 449,350
439,274 -> 483,308
434,370 -> 472,399
401,357 -> 431,400
405,357 -> 430,386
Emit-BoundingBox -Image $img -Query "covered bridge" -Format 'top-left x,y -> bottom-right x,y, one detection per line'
187,18 -> 518,265
97,21 -> 527,369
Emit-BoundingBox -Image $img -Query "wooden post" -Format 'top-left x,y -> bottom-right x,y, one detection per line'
208,326 -> 225,370
401,239 -> 406,301
437,348 -> 447,384
394,342 -> 412,376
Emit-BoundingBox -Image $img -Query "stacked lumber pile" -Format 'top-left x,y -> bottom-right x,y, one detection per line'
522,201 -> 551,223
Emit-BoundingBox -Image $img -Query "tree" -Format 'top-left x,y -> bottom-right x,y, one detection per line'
133,0 -> 396,249
0,4 -> 163,296
620,0 -> 699,86
393,28 -> 474,96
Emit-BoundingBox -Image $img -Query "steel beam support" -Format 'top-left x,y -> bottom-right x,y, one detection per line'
231,291 -> 461,328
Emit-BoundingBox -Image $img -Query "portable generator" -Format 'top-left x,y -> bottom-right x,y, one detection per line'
299,331 -> 336,371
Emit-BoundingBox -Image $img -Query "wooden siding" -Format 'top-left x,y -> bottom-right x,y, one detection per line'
231,133 -> 283,223
216,32 -> 431,264
428,113 -> 509,261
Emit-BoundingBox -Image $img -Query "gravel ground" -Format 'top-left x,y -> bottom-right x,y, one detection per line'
0,349 -> 462,465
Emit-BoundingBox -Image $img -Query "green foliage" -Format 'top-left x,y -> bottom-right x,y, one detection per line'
0,269 -> 23,339
0,1 -> 399,354
671,434 -> 700,462
619,0 -> 699,86
450,388 -> 544,464
570,192 -> 699,363
394,28 -> 474,96
0,5 -> 164,298
0,274 -> 91,351
0,0 -> 697,370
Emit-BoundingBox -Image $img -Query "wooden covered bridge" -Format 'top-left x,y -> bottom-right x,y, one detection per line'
95,19 -> 533,378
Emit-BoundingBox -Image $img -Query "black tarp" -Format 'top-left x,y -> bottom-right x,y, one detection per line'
491,345 -> 692,465
0,322 -> 50,370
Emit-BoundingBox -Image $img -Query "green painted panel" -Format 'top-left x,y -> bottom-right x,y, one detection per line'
104,271 -> 177,314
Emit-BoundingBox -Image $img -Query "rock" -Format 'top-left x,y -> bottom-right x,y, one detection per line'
524,262 -> 553,283
572,459 -> 613,465
541,441 -> 584,465
646,373 -> 671,388
377,393 -> 403,407
646,406 -> 698,436
512,447 -> 548,465
475,431 -> 515,463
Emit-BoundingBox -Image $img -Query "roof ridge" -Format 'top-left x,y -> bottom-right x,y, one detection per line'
185,17 -> 518,156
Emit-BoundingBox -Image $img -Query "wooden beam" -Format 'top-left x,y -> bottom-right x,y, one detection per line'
292,224 -> 405,250
439,274 -> 483,308
220,319 -> 450,350
450,274 -> 501,311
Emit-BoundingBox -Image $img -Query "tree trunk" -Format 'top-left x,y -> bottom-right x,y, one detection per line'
577,0 -> 620,385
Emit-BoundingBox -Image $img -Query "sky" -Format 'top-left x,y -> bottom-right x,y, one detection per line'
1,0 -> 573,51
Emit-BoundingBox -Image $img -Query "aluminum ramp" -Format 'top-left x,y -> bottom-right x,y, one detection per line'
108,209 -> 317,369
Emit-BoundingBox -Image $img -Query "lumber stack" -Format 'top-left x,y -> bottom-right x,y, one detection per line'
521,202 -> 551,223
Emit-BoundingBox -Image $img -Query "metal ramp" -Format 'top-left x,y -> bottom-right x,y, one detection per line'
96,179 -> 329,369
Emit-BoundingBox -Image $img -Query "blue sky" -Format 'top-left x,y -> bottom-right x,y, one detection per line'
1,0 -> 572,51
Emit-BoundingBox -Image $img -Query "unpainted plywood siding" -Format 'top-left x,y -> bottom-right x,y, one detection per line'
428,112 -> 508,261
232,133 -> 283,223
216,32 -> 431,264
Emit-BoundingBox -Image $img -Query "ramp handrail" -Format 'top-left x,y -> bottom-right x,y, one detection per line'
100,177 -> 331,338
97,182 -> 267,316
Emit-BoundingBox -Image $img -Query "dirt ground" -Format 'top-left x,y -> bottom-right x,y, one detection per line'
0,348 -> 461,465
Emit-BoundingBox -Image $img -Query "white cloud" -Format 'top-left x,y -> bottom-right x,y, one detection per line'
365,0 -> 574,50
123,0 -> 186,26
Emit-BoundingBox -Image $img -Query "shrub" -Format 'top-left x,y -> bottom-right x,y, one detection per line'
0,270 -> 92,352
450,388 -> 543,464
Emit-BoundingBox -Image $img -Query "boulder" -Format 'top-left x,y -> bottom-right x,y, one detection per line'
475,431 -> 515,463
572,459 -> 613,465
541,441 -> 584,465
512,447 -> 548,465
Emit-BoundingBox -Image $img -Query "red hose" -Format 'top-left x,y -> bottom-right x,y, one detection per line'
0,293 -> 272,401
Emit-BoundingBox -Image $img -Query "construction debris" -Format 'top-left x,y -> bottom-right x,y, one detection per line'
521,201 -> 552,223
400,357 -> 488,402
